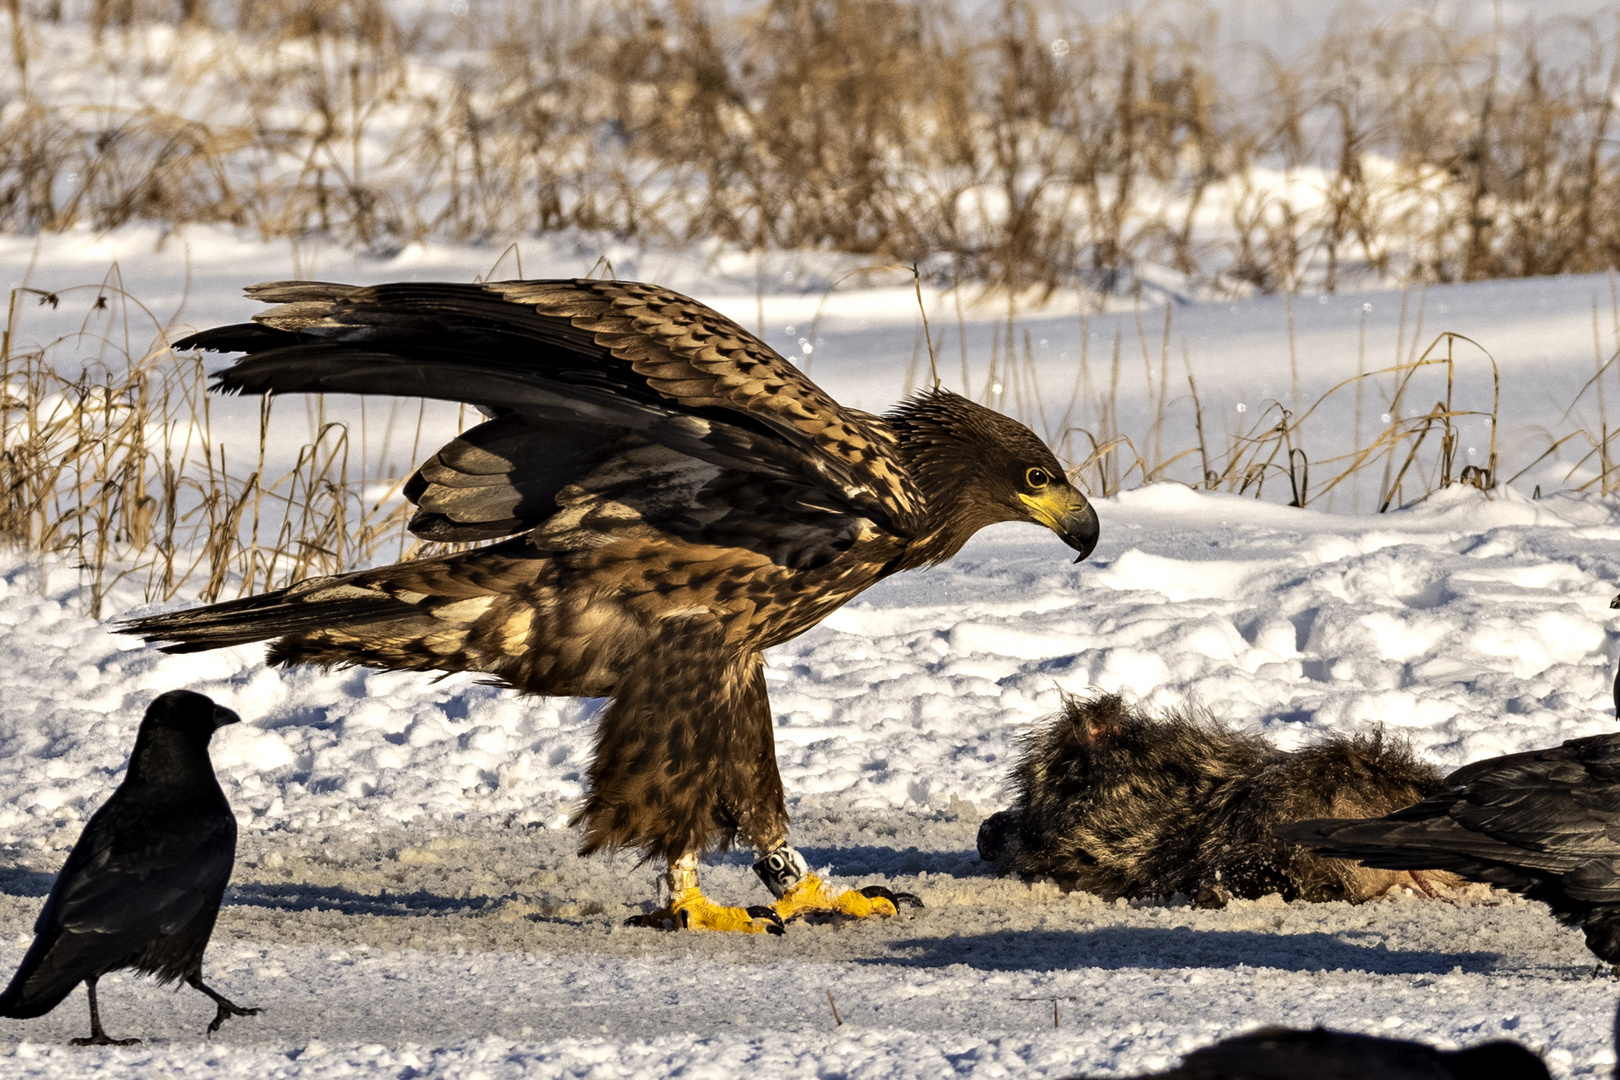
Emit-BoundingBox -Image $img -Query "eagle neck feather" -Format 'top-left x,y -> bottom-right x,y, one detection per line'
887,389 -> 1021,567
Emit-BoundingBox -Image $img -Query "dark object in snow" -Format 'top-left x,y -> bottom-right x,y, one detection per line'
120,279 -> 1093,932
0,691 -> 259,1044
1287,731 -> 1620,966
978,694 -> 1454,905
1610,593 -> 1619,719
1068,1025 -> 1550,1080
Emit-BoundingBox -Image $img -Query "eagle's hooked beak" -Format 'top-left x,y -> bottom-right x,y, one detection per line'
1018,487 -> 1100,563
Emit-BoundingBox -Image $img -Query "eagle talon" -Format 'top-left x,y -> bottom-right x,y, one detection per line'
745,905 -> 787,935
859,884 -> 924,908
773,872 -> 918,921
626,887 -> 783,934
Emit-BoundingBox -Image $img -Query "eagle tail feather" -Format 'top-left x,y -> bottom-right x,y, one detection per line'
120,579 -> 417,654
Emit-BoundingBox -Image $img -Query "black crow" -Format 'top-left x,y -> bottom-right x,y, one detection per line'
0,690 -> 259,1044
1067,1025 -> 1550,1079
1285,732 -> 1620,967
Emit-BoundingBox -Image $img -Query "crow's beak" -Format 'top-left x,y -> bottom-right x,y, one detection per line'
1018,486 -> 1100,563
212,704 -> 242,730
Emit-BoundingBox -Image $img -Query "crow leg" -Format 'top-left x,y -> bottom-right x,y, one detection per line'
1407,870 -> 1457,904
70,977 -> 139,1047
186,973 -> 261,1035
624,852 -> 783,934
1408,870 -> 1439,899
756,841 -> 924,923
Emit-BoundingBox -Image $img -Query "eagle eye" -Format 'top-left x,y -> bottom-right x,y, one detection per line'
1024,467 -> 1051,489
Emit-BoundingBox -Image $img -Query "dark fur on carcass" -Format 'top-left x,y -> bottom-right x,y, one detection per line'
977,694 -> 1456,905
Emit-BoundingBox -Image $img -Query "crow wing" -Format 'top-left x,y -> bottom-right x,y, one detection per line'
179,279 -> 923,539
1158,1027 -> 1547,1080
1285,735 -> 1620,900
36,783 -> 236,939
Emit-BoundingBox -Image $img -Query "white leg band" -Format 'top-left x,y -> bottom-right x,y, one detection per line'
666,852 -> 699,896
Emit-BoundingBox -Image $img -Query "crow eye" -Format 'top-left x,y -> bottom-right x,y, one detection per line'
1025,467 -> 1050,489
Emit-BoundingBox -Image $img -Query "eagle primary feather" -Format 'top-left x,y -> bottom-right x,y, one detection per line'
124,278 -> 1100,930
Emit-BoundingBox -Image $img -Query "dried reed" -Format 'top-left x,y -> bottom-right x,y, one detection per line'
0,280 -> 431,616
3,2 -> 1620,294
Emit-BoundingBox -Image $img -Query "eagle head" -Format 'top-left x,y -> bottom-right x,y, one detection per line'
888,390 -> 1099,563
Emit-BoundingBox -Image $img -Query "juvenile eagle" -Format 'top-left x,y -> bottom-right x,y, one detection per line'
124,279 -> 1099,932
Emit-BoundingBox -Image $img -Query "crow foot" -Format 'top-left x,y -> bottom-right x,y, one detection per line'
77,978 -> 138,1046
206,999 -> 262,1035
71,1034 -> 140,1047
625,886 -> 785,934
771,873 -> 923,922
190,976 -> 261,1036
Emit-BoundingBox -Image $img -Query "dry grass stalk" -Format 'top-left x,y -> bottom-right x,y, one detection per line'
0,282 -> 427,616
0,3 -> 1619,294
1058,330 -> 1504,512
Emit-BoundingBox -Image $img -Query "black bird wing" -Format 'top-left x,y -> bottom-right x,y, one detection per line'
1285,735 -> 1620,900
179,279 -> 924,539
38,788 -> 237,938
1150,1027 -> 1548,1080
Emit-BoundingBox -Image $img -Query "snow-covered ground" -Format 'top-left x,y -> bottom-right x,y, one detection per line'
3,226 -> 1620,1075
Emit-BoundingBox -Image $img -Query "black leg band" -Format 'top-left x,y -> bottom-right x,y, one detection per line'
753,843 -> 809,898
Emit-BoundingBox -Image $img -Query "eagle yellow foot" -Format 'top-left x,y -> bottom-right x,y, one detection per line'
625,887 -> 785,935
771,872 -> 924,922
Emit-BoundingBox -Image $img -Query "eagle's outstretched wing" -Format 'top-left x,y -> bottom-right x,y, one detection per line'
180,279 -> 923,538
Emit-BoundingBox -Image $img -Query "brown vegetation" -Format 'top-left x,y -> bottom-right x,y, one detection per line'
0,279 -> 428,616
2,1 -> 1620,295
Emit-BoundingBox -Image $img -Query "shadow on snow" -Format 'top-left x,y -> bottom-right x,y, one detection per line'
867,926 -> 1507,976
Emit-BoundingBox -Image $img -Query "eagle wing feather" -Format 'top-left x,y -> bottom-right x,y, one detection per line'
181,279 -> 922,537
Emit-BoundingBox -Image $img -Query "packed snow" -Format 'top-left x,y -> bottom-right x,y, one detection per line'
3,223 -> 1620,1076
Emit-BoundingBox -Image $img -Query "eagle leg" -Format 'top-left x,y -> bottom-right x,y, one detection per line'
624,854 -> 785,935
755,843 -> 924,923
